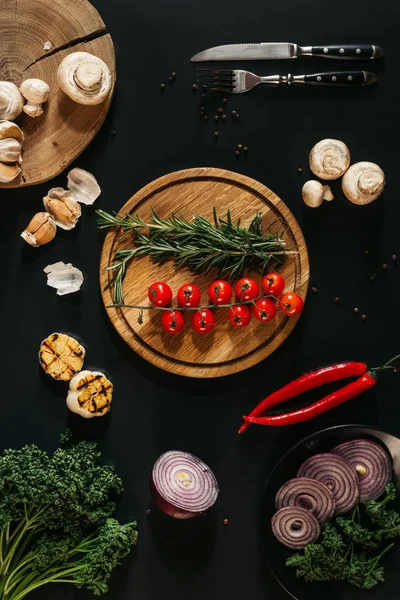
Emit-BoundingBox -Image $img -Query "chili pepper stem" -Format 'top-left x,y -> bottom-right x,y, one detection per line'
370,353 -> 400,377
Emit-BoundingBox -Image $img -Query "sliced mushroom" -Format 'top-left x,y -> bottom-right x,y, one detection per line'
20,79 -> 50,118
0,138 -> 22,163
323,185 -> 334,201
342,162 -> 385,205
67,168 -> 101,205
0,162 -> 21,183
0,82 -> 24,121
302,180 -> 324,208
0,120 -> 24,141
57,52 -> 112,105
309,139 -> 351,180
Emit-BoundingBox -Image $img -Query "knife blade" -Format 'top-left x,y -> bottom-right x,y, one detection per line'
191,43 -> 384,62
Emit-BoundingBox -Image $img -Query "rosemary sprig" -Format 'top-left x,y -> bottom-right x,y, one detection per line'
97,208 -> 297,305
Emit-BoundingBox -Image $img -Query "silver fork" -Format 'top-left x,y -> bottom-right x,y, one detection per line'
196,68 -> 378,93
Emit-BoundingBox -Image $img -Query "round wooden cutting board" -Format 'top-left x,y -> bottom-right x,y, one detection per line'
100,168 -> 309,378
0,0 -> 115,188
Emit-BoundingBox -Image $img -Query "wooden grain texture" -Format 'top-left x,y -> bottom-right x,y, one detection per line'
100,168 -> 310,378
0,0 -> 115,188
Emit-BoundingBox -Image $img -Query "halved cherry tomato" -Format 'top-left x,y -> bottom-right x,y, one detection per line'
177,283 -> 201,308
252,298 -> 277,322
261,272 -> 285,297
148,281 -> 172,307
279,292 -> 304,316
192,309 -> 215,334
161,310 -> 185,334
228,304 -> 252,328
208,280 -> 232,305
234,277 -> 259,302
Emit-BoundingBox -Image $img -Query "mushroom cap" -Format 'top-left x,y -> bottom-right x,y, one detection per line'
0,120 -> 24,141
342,162 -> 385,205
302,180 -> 324,208
0,162 -> 21,183
309,139 -> 351,180
57,52 -> 112,106
20,79 -> 50,103
0,82 -> 24,121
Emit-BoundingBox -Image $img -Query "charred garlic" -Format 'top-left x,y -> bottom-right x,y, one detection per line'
0,82 -> 23,121
0,120 -> 23,183
44,262 -> 84,296
57,52 -> 112,105
20,79 -> 50,118
67,168 -> 101,205
21,212 -> 56,246
67,370 -> 113,418
43,187 -> 81,229
39,333 -> 85,381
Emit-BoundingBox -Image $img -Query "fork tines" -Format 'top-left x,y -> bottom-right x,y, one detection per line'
196,68 -> 236,93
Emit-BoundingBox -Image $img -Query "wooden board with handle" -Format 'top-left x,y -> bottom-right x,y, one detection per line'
0,0 -> 115,188
100,168 -> 310,378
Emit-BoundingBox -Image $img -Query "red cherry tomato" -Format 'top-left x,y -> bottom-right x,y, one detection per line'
261,272 -> 285,297
161,310 -> 185,335
279,292 -> 304,316
177,283 -> 201,308
192,309 -> 215,334
252,298 -> 277,322
234,277 -> 259,302
148,282 -> 172,307
228,304 -> 252,328
208,280 -> 233,305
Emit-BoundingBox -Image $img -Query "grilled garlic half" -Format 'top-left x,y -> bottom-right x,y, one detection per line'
21,212 -> 56,246
0,120 -> 24,183
43,187 -> 81,230
39,333 -> 85,381
67,370 -> 113,418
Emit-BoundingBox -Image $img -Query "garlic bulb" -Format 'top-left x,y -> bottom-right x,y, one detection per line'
21,212 -> 56,246
67,168 -> 101,205
57,52 -> 112,106
20,79 -> 50,118
43,187 -> 81,230
302,180 -> 324,208
309,139 -> 351,180
0,82 -> 23,121
342,162 -> 385,205
67,370 -> 113,418
44,262 -> 84,296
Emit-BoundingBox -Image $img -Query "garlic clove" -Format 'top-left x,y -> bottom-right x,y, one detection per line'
0,82 -> 24,121
0,138 -> 22,164
57,52 -> 112,106
302,180 -> 324,208
0,120 -> 24,142
67,370 -> 113,418
21,212 -> 56,246
44,262 -> 84,295
0,161 -> 21,183
67,168 -> 101,205
323,185 -> 334,201
309,139 -> 351,181
43,187 -> 81,230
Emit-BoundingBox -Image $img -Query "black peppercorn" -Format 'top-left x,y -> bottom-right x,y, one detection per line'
298,167 -> 303,174
361,314 -> 367,321
354,307 -> 359,314
364,249 -> 369,255
201,93 -> 207,99
160,83 -> 165,89
222,98 -> 227,104
203,115 -> 208,122
169,76 -> 173,82
235,150 -> 240,156
243,146 -> 248,152
214,131 -> 219,138
200,106 -> 206,112
171,72 -> 176,77
111,130 -> 116,136
222,114 -> 227,121
192,83 -> 197,90
146,508 -> 151,515
223,519 -> 229,526
237,144 -> 243,151
392,254 -> 397,261
370,275 -> 376,282
311,286 -> 318,293
382,263 -> 388,270
218,108 -> 223,114
235,113 -> 240,119
214,115 -> 219,122
232,110 -> 237,117
334,297 -> 340,303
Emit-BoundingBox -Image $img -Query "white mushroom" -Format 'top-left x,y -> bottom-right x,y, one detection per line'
0,138 -> 22,163
57,52 -> 112,106
67,168 -> 101,205
0,82 -> 24,121
302,180 -> 324,208
309,139 -> 351,180
342,162 -> 385,205
20,79 -> 50,118
323,185 -> 334,201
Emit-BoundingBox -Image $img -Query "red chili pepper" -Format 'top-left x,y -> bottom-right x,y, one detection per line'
239,354 -> 400,431
238,362 -> 367,434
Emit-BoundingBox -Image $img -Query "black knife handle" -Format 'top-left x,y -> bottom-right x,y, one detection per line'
302,71 -> 377,87
310,44 -> 384,60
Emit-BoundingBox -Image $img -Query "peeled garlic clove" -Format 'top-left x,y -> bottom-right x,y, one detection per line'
302,180 -> 324,208
0,82 -> 24,121
21,212 -> 56,246
309,139 -> 351,180
0,161 -> 21,183
67,168 -> 101,205
67,370 -> 113,418
0,138 -> 22,163
44,262 -> 84,296
342,162 -> 385,205
43,187 -> 81,230
0,120 -> 24,142
323,185 -> 334,201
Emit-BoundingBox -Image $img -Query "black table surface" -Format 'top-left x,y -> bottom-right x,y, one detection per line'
1,0 -> 400,598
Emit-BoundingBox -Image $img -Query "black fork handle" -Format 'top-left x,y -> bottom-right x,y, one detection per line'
301,71 -> 377,87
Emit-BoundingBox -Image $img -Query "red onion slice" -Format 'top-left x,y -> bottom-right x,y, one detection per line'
297,453 -> 359,515
332,439 -> 392,501
275,477 -> 335,524
271,506 -> 321,549
151,450 -> 219,519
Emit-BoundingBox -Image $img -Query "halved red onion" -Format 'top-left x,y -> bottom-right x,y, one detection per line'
297,453 -> 359,515
271,506 -> 321,549
275,477 -> 335,524
331,439 -> 392,501
151,450 -> 219,519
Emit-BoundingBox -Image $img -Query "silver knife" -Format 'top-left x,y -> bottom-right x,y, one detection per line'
191,43 -> 384,62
